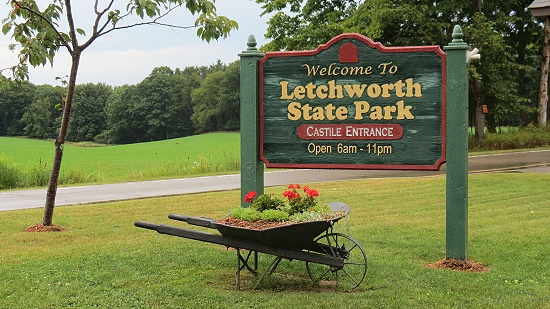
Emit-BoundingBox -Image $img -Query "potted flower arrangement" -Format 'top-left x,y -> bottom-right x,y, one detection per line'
215,184 -> 346,231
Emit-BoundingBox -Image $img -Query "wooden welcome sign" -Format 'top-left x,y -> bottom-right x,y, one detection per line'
259,33 -> 446,170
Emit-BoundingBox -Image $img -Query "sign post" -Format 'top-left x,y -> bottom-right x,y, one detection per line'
444,26 -> 470,260
239,35 -> 265,207
240,29 -> 473,261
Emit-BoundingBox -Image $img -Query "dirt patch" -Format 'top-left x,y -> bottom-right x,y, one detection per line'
427,258 -> 488,273
24,224 -> 65,232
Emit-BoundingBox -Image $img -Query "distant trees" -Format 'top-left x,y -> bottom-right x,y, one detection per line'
191,61 -> 240,133
0,61 -> 241,144
0,81 -> 35,136
67,83 -> 112,142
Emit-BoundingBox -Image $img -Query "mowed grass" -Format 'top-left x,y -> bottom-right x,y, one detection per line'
1,173 -> 549,308
0,132 -> 240,186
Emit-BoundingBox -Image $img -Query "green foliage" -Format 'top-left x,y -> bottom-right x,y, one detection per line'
288,204 -> 332,222
469,126 -> 550,151
231,207 -> 261,221
250,193 -> 284,212
21,98 -> 56,138
288,196 -> 317,215
257,0 -> 544,128
191,61 -> 240,133
231,206 -> 294,222
0,81 -> 35,135
260,209 -> 289,222
0,156 -> 20,189
67,83 -> 112,142
239,184 -> 328,222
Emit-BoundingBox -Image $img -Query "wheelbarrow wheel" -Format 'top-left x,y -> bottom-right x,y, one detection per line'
306,233 -> 367,290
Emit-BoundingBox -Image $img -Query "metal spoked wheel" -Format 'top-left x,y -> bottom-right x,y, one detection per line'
306,233 -> 367,290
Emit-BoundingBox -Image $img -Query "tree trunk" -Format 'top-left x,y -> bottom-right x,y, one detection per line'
43,52 -> 81,226
538,16 -> 550,128
474,100 -> 485,141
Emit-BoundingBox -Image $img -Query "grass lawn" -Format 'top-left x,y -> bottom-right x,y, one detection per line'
1,173 -> 549,308
0,133 -> 240,185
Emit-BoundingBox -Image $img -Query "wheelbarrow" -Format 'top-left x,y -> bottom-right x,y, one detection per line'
135,202 -> 367,290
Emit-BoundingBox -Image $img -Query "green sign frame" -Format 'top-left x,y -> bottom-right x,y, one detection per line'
259,33 -> 446,170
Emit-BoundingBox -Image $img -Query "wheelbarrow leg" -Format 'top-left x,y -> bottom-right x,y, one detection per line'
236,249 -> 258,290
253,256 -> 283,290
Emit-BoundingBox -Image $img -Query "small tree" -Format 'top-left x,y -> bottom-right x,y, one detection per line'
1,0 -> 237,226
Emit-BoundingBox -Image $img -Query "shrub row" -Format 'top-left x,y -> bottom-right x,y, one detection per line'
469,126 -> 550,151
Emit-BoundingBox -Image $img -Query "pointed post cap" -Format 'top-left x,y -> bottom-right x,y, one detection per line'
239,34 -> 264,57
451,25 -> 464,43
444,25 -> 469,50
247,35 -> 258,51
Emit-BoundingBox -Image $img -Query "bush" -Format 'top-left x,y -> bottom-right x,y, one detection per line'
469,126 -> 550,151
0,156 -> 21,189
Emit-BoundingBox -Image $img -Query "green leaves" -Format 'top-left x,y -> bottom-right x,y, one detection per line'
195,14 -> 238,42
2,22 -> 12,35
1,0 -> 67,82
132,0 -> 162,18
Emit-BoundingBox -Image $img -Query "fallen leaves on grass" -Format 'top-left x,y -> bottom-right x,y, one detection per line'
427,258 -> 488,273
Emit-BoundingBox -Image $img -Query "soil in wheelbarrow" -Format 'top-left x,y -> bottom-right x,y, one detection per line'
216,213 -> 345,231
216,217 -> 293,230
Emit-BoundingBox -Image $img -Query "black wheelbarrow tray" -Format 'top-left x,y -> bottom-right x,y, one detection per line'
134,202 -> 367,290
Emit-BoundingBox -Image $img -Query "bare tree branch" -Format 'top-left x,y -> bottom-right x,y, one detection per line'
95,5 -> 199,40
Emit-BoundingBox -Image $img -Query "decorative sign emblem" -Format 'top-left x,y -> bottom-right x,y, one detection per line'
259,33 -> 446,170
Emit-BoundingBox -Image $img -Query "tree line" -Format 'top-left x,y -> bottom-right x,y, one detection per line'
0,61 -> 240,144
2,0 -> 547,146
257,0 -> 547,140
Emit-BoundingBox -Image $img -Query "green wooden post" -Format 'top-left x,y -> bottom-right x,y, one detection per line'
239,35 -> 265,207
444,26 -> 470,260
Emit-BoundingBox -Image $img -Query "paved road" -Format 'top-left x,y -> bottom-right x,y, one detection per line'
1,150 -> 549,212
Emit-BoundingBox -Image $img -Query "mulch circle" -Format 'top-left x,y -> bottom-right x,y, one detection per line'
427,258 -> 489,273
23,224 -> 66,232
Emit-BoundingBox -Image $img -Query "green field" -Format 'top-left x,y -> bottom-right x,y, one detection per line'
1,173 -> 549,308
0,133 -> 240,187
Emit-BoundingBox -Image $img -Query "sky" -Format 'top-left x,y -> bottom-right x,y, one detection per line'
0,0 -> 271,86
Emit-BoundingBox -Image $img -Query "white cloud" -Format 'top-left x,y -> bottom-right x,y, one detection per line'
1,0 -> 270,86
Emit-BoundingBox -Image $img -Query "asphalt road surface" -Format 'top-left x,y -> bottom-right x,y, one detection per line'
1,150 -> 549,212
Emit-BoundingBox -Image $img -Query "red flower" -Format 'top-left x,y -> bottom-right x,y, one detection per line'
283,189 -> 300,200
244,191 -> 257,203
288,184 -> 300,189
306,189 -> 319,198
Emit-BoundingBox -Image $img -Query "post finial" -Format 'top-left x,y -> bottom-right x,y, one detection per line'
445,25 -> 468,50
451,25 -> 464,44
247,35 -> 258,51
